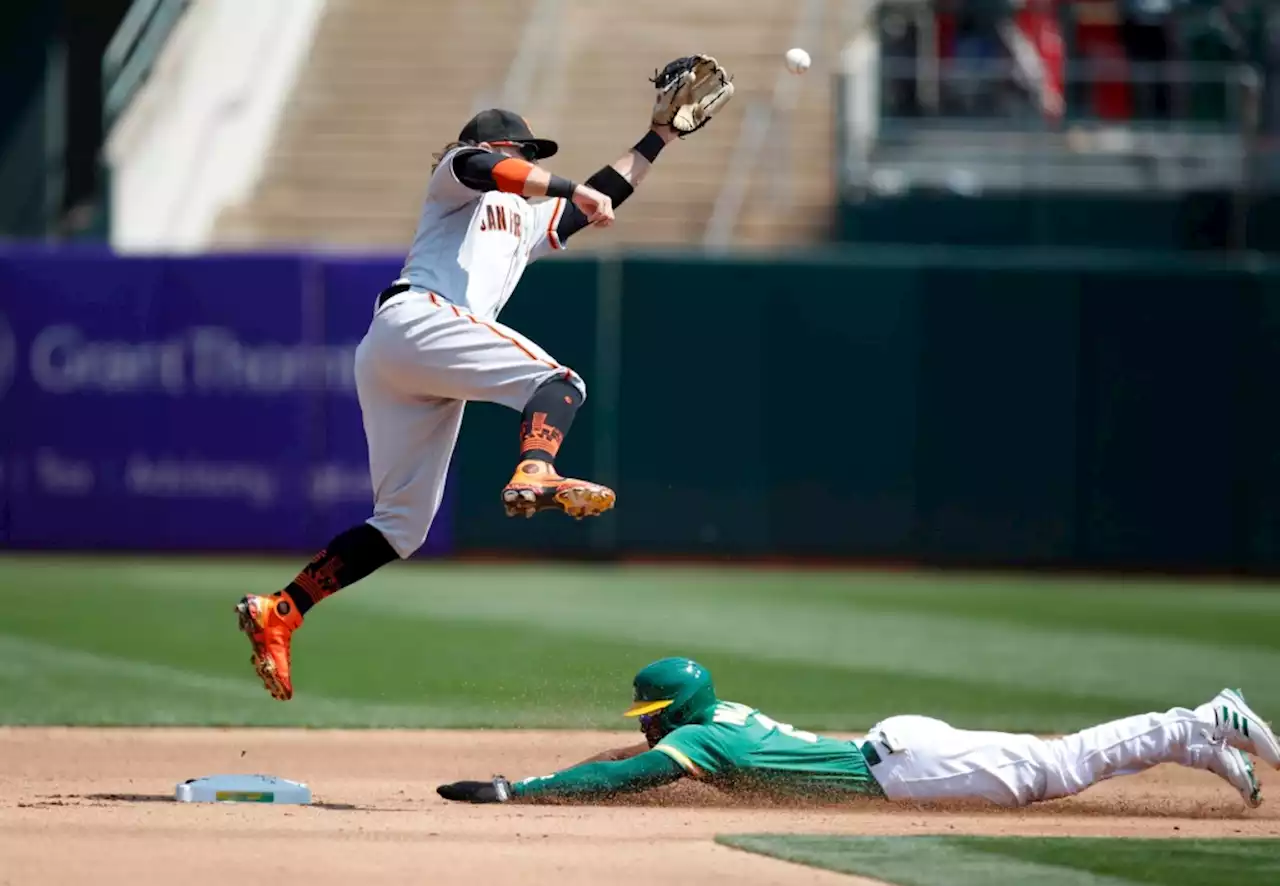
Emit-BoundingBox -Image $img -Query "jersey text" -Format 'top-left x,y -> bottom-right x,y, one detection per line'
480,205 -> 522,237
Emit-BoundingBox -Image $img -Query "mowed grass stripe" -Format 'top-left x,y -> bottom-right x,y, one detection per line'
343,573 -> 1279,708
0,634 -> 636,727
0,621 -> 1143,730
721,569 -> 1280,642
718,836 -> 1136,886
951,837 -> 1280,886
718,837 -> 1280,886
271,613 -> 1175,731
23,554 -> 1268,703
10,556 -> 1280,646
2,557 -> 1279,729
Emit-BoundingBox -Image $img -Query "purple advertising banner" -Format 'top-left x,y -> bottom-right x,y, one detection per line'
0,247 -> 452,554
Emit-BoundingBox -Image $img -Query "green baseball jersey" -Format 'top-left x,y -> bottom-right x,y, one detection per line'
654,701 -> 882,798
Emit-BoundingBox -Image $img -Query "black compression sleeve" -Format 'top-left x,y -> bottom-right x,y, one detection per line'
546,175 -> 577,200
586,166 -> 635,204
556,166 -> 633,242
556,167 -> 637,241
556,203 -> 589,241
555,131 -> 666,242
451,149 -> 502,191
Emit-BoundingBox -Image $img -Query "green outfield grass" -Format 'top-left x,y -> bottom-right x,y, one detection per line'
1,555 -> 1278,730
718,836 -> 1280,886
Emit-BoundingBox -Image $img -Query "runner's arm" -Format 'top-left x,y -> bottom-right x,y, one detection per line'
570,741 -> 652,767
512,750 -> 685,801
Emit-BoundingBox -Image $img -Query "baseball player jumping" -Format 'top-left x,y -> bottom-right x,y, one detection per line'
233,58 -> 734,701
437,657 -> 1277,809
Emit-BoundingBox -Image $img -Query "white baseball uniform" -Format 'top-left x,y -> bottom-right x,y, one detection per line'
863,706 -> 1225,806
355,146 -> 582,558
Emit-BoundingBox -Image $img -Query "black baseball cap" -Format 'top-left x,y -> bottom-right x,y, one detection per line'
458,109 -> 558,160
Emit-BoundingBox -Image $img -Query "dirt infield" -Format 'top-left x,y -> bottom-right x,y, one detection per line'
2,729 -> 1277,885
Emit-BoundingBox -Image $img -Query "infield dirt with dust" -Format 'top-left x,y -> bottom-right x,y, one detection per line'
2,729 -> 1277,885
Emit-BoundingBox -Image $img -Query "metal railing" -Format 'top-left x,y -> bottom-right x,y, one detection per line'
102,0 -> 192,132
873,58 -> 1263,129
837,55 -> 1269,195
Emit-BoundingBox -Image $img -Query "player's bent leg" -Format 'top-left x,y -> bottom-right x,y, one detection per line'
358,328 -> 467,558
469,322 -> 614,520
362,394 -> 465,557
972,706 -> 1264,809
1025,705 -> 1260,807
234,340 -> 463,701
863,708 -> 1262,809
502,376 -> 615,520
364,295 -> 613,520
1035,708 -> 1199,795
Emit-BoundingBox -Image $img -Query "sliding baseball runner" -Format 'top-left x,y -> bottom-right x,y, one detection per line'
437,657 -> 1275,809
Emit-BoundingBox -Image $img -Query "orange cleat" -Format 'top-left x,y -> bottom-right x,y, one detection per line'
501,459 -> 616,520
235,593 -> 303,701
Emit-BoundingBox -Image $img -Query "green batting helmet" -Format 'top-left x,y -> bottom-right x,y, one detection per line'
623,657 -> 718,734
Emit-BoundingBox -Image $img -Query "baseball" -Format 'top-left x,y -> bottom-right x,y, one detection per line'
784,47 -> 811,74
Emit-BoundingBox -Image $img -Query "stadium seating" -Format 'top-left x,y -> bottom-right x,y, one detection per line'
214,0 -> 862,251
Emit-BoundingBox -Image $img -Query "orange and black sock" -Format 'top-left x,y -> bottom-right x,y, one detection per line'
280,523 -> 398,615
518,378 -> 583,466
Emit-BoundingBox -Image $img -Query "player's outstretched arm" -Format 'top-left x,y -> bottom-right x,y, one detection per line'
553,124 -> 679,243
437,750 -> 685,804
570,740 -> 651,767
551,54 -> 734,243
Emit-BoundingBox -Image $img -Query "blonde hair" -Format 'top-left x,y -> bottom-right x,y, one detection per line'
431,140 -> 472,172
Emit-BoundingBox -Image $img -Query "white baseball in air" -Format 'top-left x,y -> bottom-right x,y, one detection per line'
784,47 -> 811,74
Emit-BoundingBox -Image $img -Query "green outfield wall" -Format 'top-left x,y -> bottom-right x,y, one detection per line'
450,248 -> 1280,573
838,192 -> 1280,254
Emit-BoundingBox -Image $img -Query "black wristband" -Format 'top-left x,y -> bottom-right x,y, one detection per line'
633,130 -> 666,163
546,175 -> 577,200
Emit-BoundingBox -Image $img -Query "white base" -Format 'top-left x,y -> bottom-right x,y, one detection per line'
175,774 -> 312,804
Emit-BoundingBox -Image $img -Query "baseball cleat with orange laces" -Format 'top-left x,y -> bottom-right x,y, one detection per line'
501,459 -> 615,519
235,593 -> 303,701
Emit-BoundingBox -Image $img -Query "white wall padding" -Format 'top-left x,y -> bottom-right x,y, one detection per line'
106,0 -> 328,252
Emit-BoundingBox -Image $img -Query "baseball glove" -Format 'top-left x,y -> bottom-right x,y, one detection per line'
437,776 -> 513,803
651,55 -> 735,136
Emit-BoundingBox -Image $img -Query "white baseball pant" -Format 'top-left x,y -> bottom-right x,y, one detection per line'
354,290 -> 585,558
864,708 -> 1219,807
